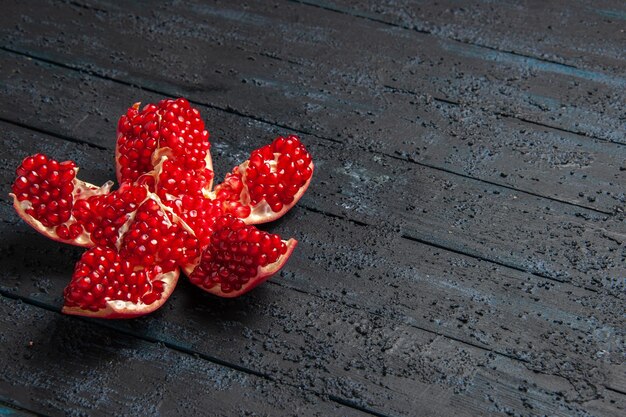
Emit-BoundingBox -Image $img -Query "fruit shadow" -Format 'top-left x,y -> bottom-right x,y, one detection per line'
24,311 -> 154,377
0,229 -> 83,295
173,277 -> 272,325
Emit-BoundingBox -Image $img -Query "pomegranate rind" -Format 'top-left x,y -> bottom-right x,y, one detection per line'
61,268 -> 179,319
10,177 -> 114,247
184,238 -> 297,298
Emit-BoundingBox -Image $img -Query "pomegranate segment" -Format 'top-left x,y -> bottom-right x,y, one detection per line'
10,153 -> 113,246
154,158 -> 214,202
115,98 -> 213,190
186,215 -> 297,297
118,198 -> 201,271
62,246 -> 179,319
72,182 -> 148,248
213,135 -> 314,224
167,194 -> 223,249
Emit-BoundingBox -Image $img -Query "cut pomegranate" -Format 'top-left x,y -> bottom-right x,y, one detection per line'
72,182 -> 149,248
62,246 -> 179,318
115,97 -> 213,192
212,135 -> 314,224
10,153 -> 113,246
11,98 -> 313,318
118,197 -> 201,271
186,214 -> 297,297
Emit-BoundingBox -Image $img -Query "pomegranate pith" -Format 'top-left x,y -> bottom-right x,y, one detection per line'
11,98 -> 313,318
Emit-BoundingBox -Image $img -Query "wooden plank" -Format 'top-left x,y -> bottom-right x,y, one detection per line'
0,296 -> 368,417
1,53 -> 624,296
1,0 -> 625,214
304,0 -> 626,73
1,121 -> 624,416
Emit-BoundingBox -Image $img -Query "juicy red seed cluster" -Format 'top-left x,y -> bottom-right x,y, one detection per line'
171,195 -> 223,247
117,98 -> 210,184
120,199 -> 200,270
246,135 -> 313,212
72,183 -> 148,247
214,169 -> 252,219
12,154 -> 76,227
64,247 -> 166,311
160,99 -> 210,170
56,223 -> 85,240
157,159 -> 213,201
117,103 -> 160,184
189,215 -> 287,294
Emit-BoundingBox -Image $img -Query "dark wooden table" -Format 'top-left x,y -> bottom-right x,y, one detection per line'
1,1 -> 624,416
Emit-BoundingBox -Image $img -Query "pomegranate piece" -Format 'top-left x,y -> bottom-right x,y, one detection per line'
186,214 -> 297,297
118,197 -> 201,271
166,194 -> 223,249
212,135 -> 314,224
10,153 -> 113,246
72,182 -> 149,248
63,246 -> 179,319
116,97 -> 213,192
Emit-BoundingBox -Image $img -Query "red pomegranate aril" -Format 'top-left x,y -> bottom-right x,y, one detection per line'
56,224 -> 70,240
62,246 -> 179,318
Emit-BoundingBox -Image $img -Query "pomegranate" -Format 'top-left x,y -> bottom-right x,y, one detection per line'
62,246 -> 179,319
10,153 -> 113,246
10,98 -> 314,318
116,98 -> 213,190
186,214 -> 297,297
212,135 -> 314,224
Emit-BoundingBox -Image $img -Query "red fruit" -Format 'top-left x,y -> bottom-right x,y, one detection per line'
62,246 -> 179,318
212,135 -> 314,224
186,214 -> 297,297
72,182 -> 149,248
115,98 -> 213,193
118,197 -> 201,271
12,99 -> 313,318
10,154 -> 113,246
167,194 -> 223,250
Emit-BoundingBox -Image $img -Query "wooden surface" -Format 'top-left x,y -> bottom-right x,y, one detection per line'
0,1 -> 624,416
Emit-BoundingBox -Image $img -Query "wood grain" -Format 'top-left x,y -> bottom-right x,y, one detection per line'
304,0 -> 626,72
1,0 -> 625,213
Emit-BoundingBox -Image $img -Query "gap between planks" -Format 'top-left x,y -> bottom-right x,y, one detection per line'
0,290 -> 396,417
0,46 -> 615,217
383,84 -> 626,148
